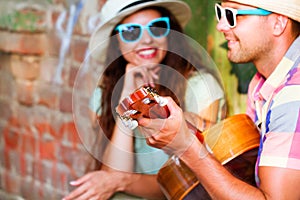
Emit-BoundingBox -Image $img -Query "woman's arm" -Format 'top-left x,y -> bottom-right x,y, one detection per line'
62,168 -> 165,200
101,118 -> 135,172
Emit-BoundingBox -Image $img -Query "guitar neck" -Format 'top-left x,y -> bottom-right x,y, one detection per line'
186,120 -> 204,143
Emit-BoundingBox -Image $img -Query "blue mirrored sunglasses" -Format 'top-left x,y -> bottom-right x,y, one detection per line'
215,3 -> 272,28
115,17 -> 170,43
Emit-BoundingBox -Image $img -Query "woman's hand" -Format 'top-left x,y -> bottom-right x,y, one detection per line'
138,96 -> 196,156
121,63 -> 160,98
62,170 -> 121,200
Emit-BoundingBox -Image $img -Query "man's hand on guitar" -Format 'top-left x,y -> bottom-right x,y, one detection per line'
138,96 -> 197,156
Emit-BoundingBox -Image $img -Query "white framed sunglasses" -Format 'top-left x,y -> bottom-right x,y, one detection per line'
215,3 -> 272,28
115,17 -> 170,43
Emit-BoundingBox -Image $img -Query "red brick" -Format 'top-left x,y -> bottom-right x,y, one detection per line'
20,177 -> 35,200
0,30 -> 47,55
0,1 -> 117,198
39,160 -> 55,184
2,148 -> 11,170
0,100 -> 13,121
21,130 -> 37,156
73,4 -> 94,36
0,72 -> 14,99
35,123 -> 57,160
39,57 -> 59,83
46,30 -> 62,57
3,170 -> 21,194
10,151 -> 22,173
53,162 -> 71,193
37,83 -> 60,109
3,118 -> 21,150
68,65 -> 78,87
59,122 -> 81,146
15,106 -> 35,129
39,139 -> 56,160
70,37 -> 89,63
59,89 -> 72,113
29,163 -> 54,198
19,154 -> 26,176
10,54 -> 41,80
58,145 -> 77,166
19,154 -> 34,177
0,53 -> 11,71
16,79 -> 35,106
60,147 -> 97,174
51,59 -> 71,86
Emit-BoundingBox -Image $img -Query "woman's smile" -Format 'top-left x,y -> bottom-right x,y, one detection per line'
137,47 -> 158,59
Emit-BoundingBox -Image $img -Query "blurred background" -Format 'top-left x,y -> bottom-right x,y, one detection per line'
0,0 -> 256,199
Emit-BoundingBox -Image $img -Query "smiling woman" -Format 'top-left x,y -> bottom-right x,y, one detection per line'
63,0 -> 226,199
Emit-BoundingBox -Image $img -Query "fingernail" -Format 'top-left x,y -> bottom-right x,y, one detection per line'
69,181 -> 76,185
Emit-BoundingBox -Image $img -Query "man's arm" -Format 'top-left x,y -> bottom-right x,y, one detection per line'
180,139 -> 300,199
138,97 -> 300,199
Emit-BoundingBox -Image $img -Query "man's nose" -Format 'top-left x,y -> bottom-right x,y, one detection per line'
216,17 -> 231,32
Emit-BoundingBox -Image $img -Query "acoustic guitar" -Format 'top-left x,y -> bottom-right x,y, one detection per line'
116,86 -> 260,200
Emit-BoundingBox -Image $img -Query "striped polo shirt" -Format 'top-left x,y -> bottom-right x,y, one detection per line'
246,36 -> 300,185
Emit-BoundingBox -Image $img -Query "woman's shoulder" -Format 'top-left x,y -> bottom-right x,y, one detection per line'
89,87 -> 102,115
184,71 -> 225,113
187,71 -> 223,93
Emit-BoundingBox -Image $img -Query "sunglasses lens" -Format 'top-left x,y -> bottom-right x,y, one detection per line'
225,9 -> 235,27
149,20 -> 169,37
120,25 -> 141,42
216,6 -> 222,21
215,4 -> 236,28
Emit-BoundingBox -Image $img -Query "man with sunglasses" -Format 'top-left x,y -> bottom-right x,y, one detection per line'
138,0 -> 300,199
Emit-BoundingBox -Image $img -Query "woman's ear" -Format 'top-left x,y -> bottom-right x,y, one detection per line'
273,14 -> 289,36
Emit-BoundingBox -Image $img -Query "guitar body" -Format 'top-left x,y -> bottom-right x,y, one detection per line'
116,87 -> 260,200
159,147 -> 258,200
157,114 -> 260,200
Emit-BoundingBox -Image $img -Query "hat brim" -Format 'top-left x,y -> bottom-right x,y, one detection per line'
88,0 -> 191,62
227,0 -> 300,23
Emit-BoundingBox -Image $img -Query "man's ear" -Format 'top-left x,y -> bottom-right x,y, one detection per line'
273,14 -> 289,36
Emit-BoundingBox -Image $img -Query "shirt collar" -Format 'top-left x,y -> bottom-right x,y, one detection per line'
259,36 -> 300,101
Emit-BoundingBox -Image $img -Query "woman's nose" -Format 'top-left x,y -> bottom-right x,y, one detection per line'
140,29 -> 153,43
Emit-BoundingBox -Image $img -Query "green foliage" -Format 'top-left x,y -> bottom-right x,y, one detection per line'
183,0 -> 218,48
0,11 -> 40,32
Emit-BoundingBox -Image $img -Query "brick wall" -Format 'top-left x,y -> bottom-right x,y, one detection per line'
0,0 -> 105,199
